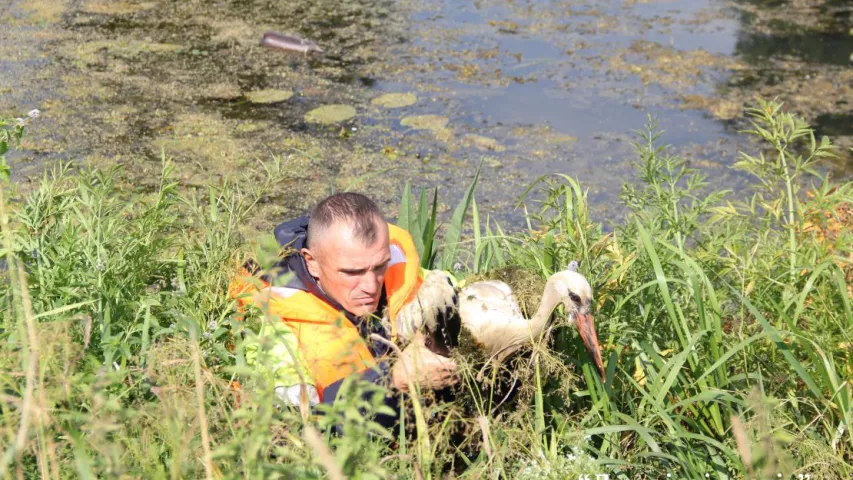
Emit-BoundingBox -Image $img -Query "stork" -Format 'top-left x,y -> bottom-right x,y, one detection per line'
395,262 -> 606,380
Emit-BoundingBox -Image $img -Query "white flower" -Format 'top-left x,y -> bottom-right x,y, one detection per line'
207,319 -> 217,331
27,109 -> 40,119
14,118 -> 25,127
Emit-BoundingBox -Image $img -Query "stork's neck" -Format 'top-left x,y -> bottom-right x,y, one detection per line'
529,279 -> 564,335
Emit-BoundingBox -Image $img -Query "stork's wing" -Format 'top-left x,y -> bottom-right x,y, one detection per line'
460,281 -> 523,318
395,270 -> 457,344
459,281 -> 532,359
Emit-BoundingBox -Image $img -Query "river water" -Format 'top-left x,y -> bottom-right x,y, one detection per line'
1,0 -> 851,230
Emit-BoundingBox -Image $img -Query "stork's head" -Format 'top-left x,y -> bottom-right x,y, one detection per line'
548,263 -> 605,380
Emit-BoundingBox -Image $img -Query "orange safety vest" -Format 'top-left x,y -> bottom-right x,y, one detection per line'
230,223 -> 422,401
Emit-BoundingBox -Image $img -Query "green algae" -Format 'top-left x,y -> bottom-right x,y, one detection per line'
371,92 -> 417,108
304,105 -> 357,124
245,89 -> 295,104
81,1 -> 156,15
19,0 -> 69,24
151,113 -> 242,165
463,134 -> 504,152
64,40 -> 182,67
202,83 -> 243,101
680,95 -> 743,121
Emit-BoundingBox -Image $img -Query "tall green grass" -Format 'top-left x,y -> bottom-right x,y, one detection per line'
1,100 -> 851,478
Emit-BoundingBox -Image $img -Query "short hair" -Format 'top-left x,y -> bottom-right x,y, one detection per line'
306,192 -> 385,250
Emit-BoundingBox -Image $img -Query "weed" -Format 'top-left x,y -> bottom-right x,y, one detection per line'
0,100 -> 850,478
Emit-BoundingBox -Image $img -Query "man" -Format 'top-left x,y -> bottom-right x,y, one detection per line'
230,192 -> 458,409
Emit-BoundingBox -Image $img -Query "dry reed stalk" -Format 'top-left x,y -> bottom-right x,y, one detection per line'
730,414 -> 754,477
0,183 -> 41,477
192,331 -> 215,479
413,465 -> 425,480
46,433 -> 60,480
36,302 -> 53,479
9,278 -> 38,478
303,425 -> 345,480
476,415 -> 494,463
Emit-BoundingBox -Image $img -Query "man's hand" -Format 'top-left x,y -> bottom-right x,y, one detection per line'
391,332 -> 458,393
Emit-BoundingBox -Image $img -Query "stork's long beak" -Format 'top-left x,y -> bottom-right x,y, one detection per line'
574,313 -> 605,380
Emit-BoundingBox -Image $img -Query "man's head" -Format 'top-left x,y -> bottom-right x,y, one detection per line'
302,193 -> 391,317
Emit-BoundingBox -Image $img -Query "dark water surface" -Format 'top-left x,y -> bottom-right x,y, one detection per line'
1,0 -> 851,230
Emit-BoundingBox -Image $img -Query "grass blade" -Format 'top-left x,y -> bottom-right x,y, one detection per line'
440,160 -> 482,271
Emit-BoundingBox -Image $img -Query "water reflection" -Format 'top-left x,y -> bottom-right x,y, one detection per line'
731,0 -> 853,66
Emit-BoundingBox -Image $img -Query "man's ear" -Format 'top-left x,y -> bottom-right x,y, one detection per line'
301,248 -> 321,278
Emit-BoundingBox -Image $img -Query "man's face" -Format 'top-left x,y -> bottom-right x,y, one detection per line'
302,218 -> 391,317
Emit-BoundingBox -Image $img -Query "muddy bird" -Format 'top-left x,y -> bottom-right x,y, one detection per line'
396,262 -> 606,379
260,31 -> 323,54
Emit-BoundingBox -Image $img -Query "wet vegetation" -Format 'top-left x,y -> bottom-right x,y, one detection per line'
1,0 -> 852,477
2,99 -> 852,478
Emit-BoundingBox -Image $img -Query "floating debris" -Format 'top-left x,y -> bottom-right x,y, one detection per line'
260,31 -> 323,54
304,104 -> 356,124
371,92 -> 417,108
245,89 -> 294,104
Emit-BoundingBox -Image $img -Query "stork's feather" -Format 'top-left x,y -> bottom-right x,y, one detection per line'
458,281 -> 538,361
395,270 -> 458,350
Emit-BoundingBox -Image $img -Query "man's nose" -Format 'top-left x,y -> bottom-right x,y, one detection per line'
360,270 -> 381,294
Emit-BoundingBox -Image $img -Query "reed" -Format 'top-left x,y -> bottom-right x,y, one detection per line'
0,101 -> 850,478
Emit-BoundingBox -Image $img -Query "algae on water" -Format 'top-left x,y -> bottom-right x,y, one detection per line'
81,1 -> 156,15
371,92 -> 417,108
65,40 -> 181,67
400,114 -> 449,131
245,89 -> 294,104
464,134 -> 504,152
304,104 -> 357,124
